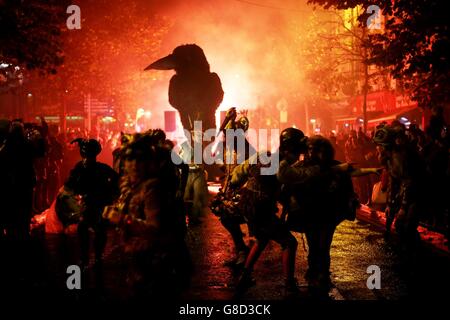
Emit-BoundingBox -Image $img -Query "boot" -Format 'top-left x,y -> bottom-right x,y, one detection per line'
284,277 -> 300,296
235,247 -> 249,267
235,269 -> 256,294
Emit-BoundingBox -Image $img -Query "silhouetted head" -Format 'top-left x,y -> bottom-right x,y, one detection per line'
279,127 -> 308,157
148,128 -> 166,146
9,120 -> 25,141
235,116 -> 250,132
123,137 -> 160,182
373,127 -> 395,148
145,44 -> 210,74
307,136 -> 335,166
71,138 -> 102,160
119,132 -> 134,149
0,119 -> 10,140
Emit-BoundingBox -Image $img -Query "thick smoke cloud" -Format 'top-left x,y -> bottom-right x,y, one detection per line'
143,0 -> 312,131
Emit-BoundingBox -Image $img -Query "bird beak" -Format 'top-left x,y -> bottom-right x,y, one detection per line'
144,54 -> 176,71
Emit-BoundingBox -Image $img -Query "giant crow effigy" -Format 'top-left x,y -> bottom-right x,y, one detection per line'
145,44 -> 224,132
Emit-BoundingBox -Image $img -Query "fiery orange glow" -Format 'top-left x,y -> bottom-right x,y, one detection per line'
141,0 -> 314,136
23,0 -> 354,138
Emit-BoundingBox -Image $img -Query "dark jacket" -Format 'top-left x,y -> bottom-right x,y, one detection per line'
65,161 -> 119,213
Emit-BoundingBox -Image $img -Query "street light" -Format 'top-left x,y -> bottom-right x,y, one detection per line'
310,118 -> 317,135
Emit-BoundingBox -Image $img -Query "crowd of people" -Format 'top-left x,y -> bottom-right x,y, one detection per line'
0,117 -> 60,241
329,107 -> 449,238
0,106 -> 448,299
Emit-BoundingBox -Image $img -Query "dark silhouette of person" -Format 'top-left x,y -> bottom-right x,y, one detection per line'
211,108 -> 257,267
0,119 -> 12,242
145,44 -> 224,132
65,139 -> 119,267
5,121 -> 38,241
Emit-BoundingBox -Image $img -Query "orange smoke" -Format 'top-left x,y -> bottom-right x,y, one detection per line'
142,0 -> 314,135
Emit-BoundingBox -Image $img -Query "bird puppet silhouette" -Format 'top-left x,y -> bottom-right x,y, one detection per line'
145,44 -> 224,132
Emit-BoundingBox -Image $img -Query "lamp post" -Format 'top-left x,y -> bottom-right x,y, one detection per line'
310,118 -> 316,134
26,92 -> 33,120
62,89 -> 68,135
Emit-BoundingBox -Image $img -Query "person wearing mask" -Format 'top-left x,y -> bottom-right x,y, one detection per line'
233,128 -> 311,297
65,138 -> 119,267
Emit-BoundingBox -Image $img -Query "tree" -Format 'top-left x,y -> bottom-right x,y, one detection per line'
308,0 -> 450,108
28,0 -> 173,118
0,0 -> 68,91
294,9 -> 390,132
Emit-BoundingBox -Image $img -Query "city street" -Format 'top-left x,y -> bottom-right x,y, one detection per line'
1,1 -> 450,317
184,209 -> 450,301
1,203 -> 449,303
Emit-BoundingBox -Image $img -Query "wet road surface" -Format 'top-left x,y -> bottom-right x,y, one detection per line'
1,209 -> 449,302
184,212 -> 450,300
